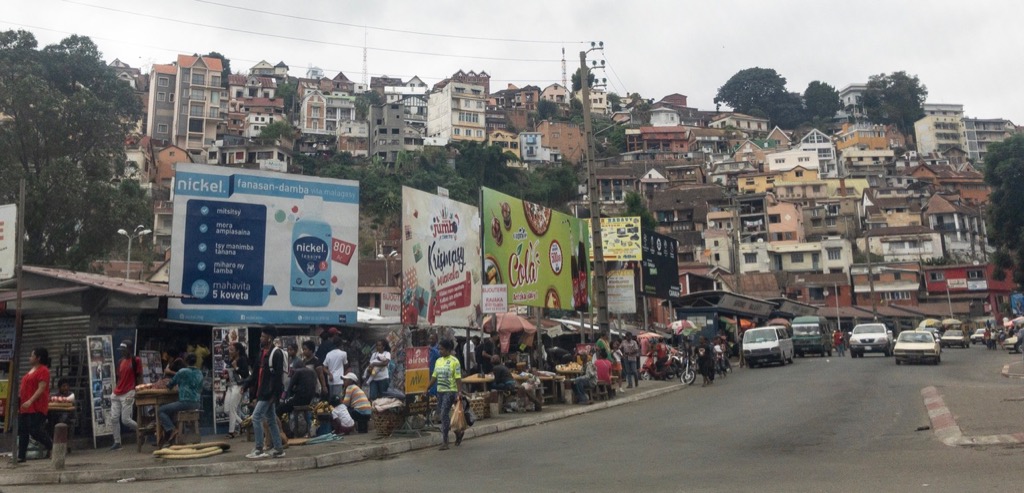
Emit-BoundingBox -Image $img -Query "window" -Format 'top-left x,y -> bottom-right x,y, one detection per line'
168,93 -> 175,102
791,253 -> 804,263
190,88 -> 204,101
825,217 -> 837,227
454,128 -> 461,136
768,214 -> 780,224
158,77 -> 169,87
211,76 -> 220,87
968,270 -> 984,279
893,272 -> 902,280
827,248 -> 841,260
929,272 -> 945,281
188,118 -> 203,132
743,253 -> 757,264
157,123 -> 168,134
713,240 -> 719,247
795,170 -> 804,177
809,287 -> 826,301
157,92 -> 166,102
191,73 -> 205,85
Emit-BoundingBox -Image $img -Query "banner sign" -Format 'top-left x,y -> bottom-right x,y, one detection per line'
404,346 -> 431,395
381,292 -> 402,318
641,231 -> 681,298
212,326 -> 249,427
0,317 -> 13,361
169,163 -> 359,325
0,204 -> 15,281
482,285 -> 508,314
482,188 -> 590,311
947,278 -> 967,289
588,216 -> 641,261
400,187 -> 481,327
607,269 -> 638,314
86,335 -> 115,444
138,350 -> 164,385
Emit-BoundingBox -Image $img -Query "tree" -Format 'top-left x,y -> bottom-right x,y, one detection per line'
803,81 -> 841,121
571,68 -> 595,93
203,51 -> 230,87
257,120 -> 296,142
623,191 -> 657,231
0,31 -> 148,268
536,99 -> 559,122
277,80 -> 297,114
984,134 -> 1024,285
772,92 -> 807,129
714,67 -> 789,121
607,92 -> 622,112
355,90 -> 383,120
862,71 -> 927,135
628,93 -> 652,125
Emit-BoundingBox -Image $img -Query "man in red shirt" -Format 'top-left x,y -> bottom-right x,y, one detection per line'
594,349 -> 613,384
110,340 -> 142,451
18,347 -> 52,463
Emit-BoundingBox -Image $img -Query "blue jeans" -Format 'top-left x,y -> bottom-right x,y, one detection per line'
158,400 -> 200,436
437,392 -> 458,442
622,358 -> 638,387
492,380 -> 516,391
368,378 -> 390,400
573,377 -> 594,403
252,400 -> 283,452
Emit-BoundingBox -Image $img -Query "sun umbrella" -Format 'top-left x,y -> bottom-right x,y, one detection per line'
766,318 -> 791,328
636,331 -> 665,340
670,320 -> 695,334
919,318 -> 941,329
483,312 -> 537,334
941,318 -> 962,326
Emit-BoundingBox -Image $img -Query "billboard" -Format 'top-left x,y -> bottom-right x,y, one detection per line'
641,231 -> 681,298
400,187 -> 482,327
588,216 -> 642,261
168,163 -> 359,324
482,188 -> 589,310
0,204 -> 14,281
607,269 -> 638,314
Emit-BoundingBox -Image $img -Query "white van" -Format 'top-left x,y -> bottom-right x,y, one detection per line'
742,326 -> 795,368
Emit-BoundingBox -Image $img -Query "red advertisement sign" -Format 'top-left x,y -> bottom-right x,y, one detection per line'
331,238 -> 356,265
405,346 -> 431,394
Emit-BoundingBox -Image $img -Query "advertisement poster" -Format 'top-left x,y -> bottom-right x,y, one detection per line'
404,346 -> 430,396
641,231 -> 681,299
86,335 -> 115,444
607,269 -> 638,314
0,204 -> 14,281
482,285 -> 508,314
482,188 -> 590,311
212,326 -> 249,426
587,216 -> 642,261
1012,293 -> 1024,316
0,317 -> 13,361
400,187 -> 482,327
168,163 -> 359,325
138,350 -> 164,385
381,292 -> 401,318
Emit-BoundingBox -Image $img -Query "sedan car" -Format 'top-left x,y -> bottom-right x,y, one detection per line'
940,329 -> 969,348
849,323 -> 894,358
970,329 -> 985,344
894,330 -> 941,365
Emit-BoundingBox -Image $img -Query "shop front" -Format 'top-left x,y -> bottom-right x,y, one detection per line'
673,290 -> 777,344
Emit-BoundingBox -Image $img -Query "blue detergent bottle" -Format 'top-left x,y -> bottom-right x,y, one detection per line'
290,196 -> 332,307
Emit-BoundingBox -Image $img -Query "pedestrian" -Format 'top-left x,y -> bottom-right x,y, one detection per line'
278,358 -> 318,437
427,339 -> 463,450
323,333 -> 348,398
314,326 -> 339,363
244,327 -> 286,459
224,342 -> 250,439
595,333 -> 611,366
620,333 -> 640,388
365,339 -> 391,400
158,353 -> 202,447
463,336 -> 478,374
611,339 -> 624,392
109,340 -> 142,451
572,353 -> 598,405
17,348 -> 53,463
983,327 -> 992,350
833,329 -> 845,357
695,337 -> 715,387
341,373 -> 372,433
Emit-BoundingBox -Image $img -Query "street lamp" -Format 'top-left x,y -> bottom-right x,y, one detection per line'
118,225 -> 152,280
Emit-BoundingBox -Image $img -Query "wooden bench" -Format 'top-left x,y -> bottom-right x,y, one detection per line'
590,381 -> 614,402
175,410 -> 201,445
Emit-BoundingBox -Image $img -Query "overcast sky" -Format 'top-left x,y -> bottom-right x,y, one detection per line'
5,0 -> 1023,123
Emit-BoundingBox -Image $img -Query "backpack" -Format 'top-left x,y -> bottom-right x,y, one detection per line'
270,346 -> 287,389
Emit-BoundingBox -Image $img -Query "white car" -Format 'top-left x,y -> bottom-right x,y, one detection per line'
894,330 -> 941,365
970,329 -> 985,344
940,330 -> 969,348
848,323 -> 894,358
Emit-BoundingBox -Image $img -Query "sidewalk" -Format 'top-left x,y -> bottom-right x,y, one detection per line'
925,354 -> 1024,447
0,380 -> 683,486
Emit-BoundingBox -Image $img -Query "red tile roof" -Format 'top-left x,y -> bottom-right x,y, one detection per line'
176,54 -> 223,72
153,64 -> 176,75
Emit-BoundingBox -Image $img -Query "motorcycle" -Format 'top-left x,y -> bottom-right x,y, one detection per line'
677,352 -> 697,385
640,349 -> 692,383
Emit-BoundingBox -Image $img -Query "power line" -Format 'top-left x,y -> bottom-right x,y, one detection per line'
194,0 -> 585,45
59,0 -> 563,63
0,20 -> 563,85
603,53 -> 630,96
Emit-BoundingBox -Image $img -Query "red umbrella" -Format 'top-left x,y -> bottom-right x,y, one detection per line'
483,312 -> 537,334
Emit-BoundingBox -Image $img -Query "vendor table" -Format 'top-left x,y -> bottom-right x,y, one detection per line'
512,374 -> 565,404
461,374 -> 494,393
134,389 -> 178,452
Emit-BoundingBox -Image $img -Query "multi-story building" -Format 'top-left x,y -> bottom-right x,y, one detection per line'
147,64 -> 177,144
738,238 -> 852,275
841,148 -> 895,180
905,163 -> 989,205
963,117 -> 1016,164
488,130 -> 520,160
426,78 -> 487,144
537,120 -> 585,164
835,122 -> 905,151
836,83 -> 868,121
767,198 -> 804,244
207,134 -> 292,173
765,149 -> 819,173
573,88 -> 610,115
708,113 -> 770,135
850,262 -> 922,308
914,103 -> 967,155
228,74 -> 276,100
168,55 -> 227,156
863,226 -> 943,262
299,89 -> 328,135
248,60 -> 289,79
651,185 -> 728,235
732,139 -> 777,166
922,193 -> 987,261
338,120 -> 369,157
736,193 -> 770,243
798,129 -> 839,177
369,102 -> 424,165
324,92 -> 356,134
921,264 -> 1015,323
541,83 -> 570,105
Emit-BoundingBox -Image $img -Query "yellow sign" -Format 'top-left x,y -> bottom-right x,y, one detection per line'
588,216 -> 642,261
405,368 -> 431,395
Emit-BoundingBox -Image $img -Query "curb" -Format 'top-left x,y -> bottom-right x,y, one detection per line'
921,386 -> 1024,447
1001,361 -> 1024,379
0,383 -> 684,486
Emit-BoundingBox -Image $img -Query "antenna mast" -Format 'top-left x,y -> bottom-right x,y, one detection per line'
362,27 -> 368,85
561,47 -> 567,88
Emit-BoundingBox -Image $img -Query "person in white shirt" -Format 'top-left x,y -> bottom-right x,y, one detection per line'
322,335 -> 348,398
365,339 -> 392,400
463,336 -> 478,374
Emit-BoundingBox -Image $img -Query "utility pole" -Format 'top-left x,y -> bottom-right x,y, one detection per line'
580,42 -> 609,336
865,230 -> 878,320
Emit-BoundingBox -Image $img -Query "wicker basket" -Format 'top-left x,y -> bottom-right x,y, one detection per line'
469,396 -> 488,419
372,409 -> 404,438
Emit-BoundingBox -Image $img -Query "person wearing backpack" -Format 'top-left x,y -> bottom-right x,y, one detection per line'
244,327 -> 286,459
110,340 -> 142,451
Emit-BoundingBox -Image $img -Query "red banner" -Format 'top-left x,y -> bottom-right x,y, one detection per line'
331,238 -> 356,265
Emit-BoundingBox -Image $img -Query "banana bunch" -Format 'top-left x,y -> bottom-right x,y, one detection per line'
240,416 -> 252,430
314,401 -> 333,415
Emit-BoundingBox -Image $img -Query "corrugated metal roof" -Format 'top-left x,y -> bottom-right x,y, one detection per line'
23,266 -> 186,298
0,286 -> 88,303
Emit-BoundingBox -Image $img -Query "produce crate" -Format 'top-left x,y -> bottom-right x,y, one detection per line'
468,395 -> 488,419
372,409 -> 405,438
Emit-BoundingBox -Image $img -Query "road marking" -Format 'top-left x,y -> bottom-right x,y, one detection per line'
922,386 -> 1024,447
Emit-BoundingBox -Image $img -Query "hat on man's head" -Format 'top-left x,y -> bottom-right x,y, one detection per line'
119,340 -> 132,350
342,372 -> 359,382
324,327 -> 340,336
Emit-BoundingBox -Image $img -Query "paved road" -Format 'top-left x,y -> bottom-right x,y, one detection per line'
8,346 -> 1022,492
